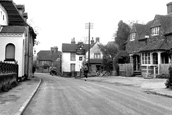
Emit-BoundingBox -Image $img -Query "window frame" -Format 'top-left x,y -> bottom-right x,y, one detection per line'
5,43 -> 15,61
141,53 -> 151,65
130,32 -> 136,41
70,53 -> 76,61
151,26 -> 160,36
94,53 -> 101,59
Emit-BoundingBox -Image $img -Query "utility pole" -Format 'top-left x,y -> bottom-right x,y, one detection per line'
85,22 -> 93,73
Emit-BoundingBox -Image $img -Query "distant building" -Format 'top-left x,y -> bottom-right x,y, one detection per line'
62,37 -> 103,77
37,46 -> 61,73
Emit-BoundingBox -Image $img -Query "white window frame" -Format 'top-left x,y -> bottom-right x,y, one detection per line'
94,53 -> 101,59
141,53 -> 151,65
70,53 -> 76,61
130,32 -> 136,41
151,26 -> 160,36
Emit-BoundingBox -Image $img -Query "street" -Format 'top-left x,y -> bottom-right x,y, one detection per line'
23,73 -> 172,115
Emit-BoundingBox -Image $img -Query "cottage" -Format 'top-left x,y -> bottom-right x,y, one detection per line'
126,2 -> 172,78
0,0 -> 36,80
37,47 -> 61,73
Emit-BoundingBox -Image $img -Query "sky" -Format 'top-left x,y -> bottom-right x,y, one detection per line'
14,0 -> 172,53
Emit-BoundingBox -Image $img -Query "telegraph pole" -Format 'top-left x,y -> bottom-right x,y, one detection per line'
85,22 -> 93,73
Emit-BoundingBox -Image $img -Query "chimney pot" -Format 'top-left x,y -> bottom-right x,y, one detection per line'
167,2 -> 172,15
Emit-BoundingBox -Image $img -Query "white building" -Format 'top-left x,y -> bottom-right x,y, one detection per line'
0,1 -> 36,80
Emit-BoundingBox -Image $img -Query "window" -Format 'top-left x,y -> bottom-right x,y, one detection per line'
5,43 -> 15,61
70,53 -> 76,61
151,26 -> 160,36
142,53 -> 150,64
130,33 -> 136,41
70,63 -> 75,72
94,53 -> 101,59
153,53 -> 158,64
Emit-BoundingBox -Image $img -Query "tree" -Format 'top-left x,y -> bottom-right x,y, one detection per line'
115,20 -> 130,50
99,42 -> 118,72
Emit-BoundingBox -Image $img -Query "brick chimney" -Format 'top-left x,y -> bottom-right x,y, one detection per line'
95,37 -> 100,43
23,13 -> 28,22
91,37 -> 94,44
167,2 -> 172,15
71,37 -> 76,44
16,5 -> 25,16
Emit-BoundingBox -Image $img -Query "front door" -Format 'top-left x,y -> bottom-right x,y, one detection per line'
133,55 -> 141,72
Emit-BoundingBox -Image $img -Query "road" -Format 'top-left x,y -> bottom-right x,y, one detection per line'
23,73 -> 172,115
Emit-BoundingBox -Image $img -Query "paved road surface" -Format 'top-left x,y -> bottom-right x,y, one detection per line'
23,73 -> 172,115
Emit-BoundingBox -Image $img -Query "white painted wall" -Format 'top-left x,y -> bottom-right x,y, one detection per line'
85,42 -> 103,61
62,52 -> 84,72
0,34 -> 25,77
0,4 -> 8,26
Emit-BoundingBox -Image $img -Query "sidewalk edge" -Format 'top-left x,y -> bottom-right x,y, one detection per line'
14,78 -> 42,115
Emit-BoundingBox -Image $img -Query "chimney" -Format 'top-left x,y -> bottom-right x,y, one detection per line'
71,37 -> 76,44
91,37 -> 94,44
16,5 -> 25,16
95,37 -> 100,43
23,13 -> 28,22
167,2 -> 172,15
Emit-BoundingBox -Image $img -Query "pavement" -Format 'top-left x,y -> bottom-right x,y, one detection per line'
0,74 -> 172,115
82,76 -> 172,98
0,76 -> 41,115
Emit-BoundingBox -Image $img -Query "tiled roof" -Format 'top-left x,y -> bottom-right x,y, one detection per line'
0,26 -> 25,33
89,59 -> 102,64
0,0 -> 27,26
62,43 -> 90,53
126,14 -> 172,53
37,50 -> 61,61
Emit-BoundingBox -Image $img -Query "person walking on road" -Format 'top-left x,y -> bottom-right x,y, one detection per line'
83,65 -> 89,81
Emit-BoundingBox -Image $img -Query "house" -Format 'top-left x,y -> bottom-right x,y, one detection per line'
85,37 -> 103,75
62,37 -> 103,77
126,2 -> 172,78
37,46 -> 61,73
0,0 -> 36,80
62,38 -> 89,77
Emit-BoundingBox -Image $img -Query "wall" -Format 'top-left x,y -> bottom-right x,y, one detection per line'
0,34 -> 25,77
85,42 -> 103,60
62,52 -> 84,73
0,4 -> 8,26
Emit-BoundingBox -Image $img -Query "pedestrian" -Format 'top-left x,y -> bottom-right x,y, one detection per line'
83,65 -> 88,81
32,66 -> 36,77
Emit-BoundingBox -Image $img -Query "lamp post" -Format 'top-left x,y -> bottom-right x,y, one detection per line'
85,22 -> 93,73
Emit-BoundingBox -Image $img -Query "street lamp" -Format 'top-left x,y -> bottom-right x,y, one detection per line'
85,22 -> 93,73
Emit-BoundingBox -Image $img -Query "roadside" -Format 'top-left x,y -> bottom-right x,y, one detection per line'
0,76 -> 41,115
81,76 -> 172,98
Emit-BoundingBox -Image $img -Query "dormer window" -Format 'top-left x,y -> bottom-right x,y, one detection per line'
130,32 -> 136,41
151,26 -> 160,36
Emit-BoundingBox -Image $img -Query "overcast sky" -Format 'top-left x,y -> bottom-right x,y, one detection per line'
14,0 -> 172,53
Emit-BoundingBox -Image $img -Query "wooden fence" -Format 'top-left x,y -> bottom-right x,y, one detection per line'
159,64 -> 171,74
119,64 -> 133,77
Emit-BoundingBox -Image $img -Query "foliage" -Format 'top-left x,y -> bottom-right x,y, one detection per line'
99,43 -> 118,72
165,66 -> 172,88
114,20 -> 130,50
42,63 -> 50,69
156,74 -> 169,79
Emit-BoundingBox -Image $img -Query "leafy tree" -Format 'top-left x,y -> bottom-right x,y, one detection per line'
99,42 -> 118,72
115,20 -> 130,50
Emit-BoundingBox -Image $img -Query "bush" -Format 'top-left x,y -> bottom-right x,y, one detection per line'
165,66 -> 172,88
156,74 -> 169,79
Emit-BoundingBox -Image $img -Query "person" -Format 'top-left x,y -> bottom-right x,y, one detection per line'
83,65 -> 89,81
32,66 -> 36,77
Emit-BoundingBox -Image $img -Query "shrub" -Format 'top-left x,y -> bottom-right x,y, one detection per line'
156,74 -> 169,79
165,66 -> 172,88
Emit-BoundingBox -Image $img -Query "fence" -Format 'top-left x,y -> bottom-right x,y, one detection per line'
0,62 -> 18,91
159,64 -> 171,75
119,64 -> 133,77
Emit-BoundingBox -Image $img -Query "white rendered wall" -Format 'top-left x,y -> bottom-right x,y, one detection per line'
62,52 -> 84,72
86,42 -> 103,61
0,4 -> 8,26
0,34 -> 25,77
